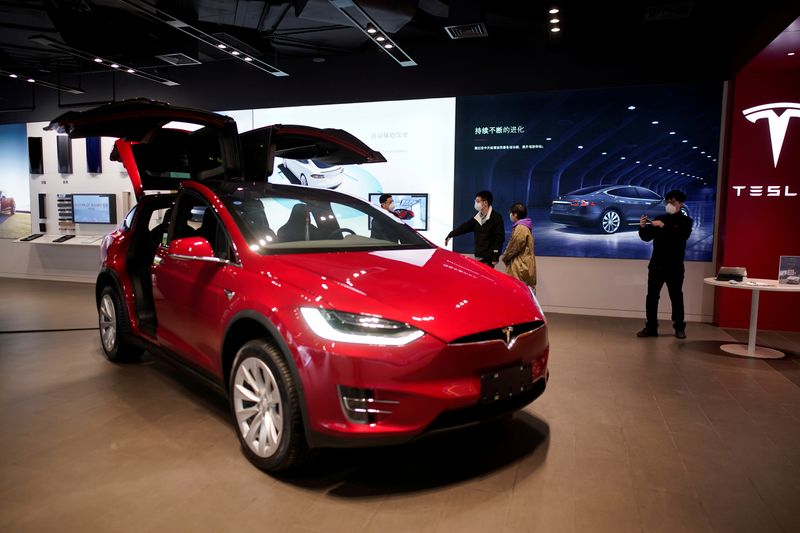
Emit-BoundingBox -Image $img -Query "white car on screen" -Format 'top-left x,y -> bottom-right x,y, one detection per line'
282,158 -> 344,189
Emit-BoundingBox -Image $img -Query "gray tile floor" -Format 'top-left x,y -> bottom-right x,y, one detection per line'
1,278 -> 800,532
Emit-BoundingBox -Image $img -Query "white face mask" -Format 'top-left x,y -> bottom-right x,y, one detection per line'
386,202 -> 395,211
665,204 -> 678,215
474,201 -> 483,212
509,214 -> 515,223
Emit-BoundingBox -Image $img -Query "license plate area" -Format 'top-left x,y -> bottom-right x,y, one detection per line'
479,363 -> 534,404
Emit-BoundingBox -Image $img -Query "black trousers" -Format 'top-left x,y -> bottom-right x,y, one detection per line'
645,266 -> 685,331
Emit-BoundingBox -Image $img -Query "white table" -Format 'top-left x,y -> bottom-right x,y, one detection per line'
704,277 -> 800,359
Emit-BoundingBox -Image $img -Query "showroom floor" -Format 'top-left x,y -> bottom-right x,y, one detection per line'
2,278 -> 800,533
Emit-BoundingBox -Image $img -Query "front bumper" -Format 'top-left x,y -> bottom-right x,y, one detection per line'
292,322 -> 550,448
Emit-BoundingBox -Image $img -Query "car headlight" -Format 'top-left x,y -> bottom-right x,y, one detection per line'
300,308 -> 424,346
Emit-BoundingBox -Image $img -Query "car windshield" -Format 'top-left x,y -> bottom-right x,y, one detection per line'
215,181 -> 432,254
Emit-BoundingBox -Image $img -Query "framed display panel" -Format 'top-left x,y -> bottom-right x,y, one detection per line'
28,136 -> 44,174
71,193 -> 117,224
368,192 -> 429,231
56,135 -> 72,174
86,136 -> 102,173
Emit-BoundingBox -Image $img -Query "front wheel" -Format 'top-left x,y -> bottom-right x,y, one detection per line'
98,286 -> 143,362
600,209 -> 621,234
229,339 -> 309,472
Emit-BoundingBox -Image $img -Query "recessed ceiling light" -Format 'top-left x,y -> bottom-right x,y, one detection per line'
384,43 -> 393,49
601,151 -> 607,155
244,57 -> 253,62
27,78 -> 35,82
366,26 -> 377,34
700,151 -> 705,154
231,50 -> 240,56
93,58 -> 102,63
9,73 -> 17,78
636,160 -> 641,164
669,131 -> 676,135
651,120 -> 659,124
376,35 -> 386,42
550,27 -> 560,32
110,63 -> 120,68
692,146 -> 698,149
126,69 -> 135,73
628,105 -> 636,110
648,164 -> 652,167
549,8 -> 559,14
217,44 -> 227,49
545,137 -> 552,141
620,156 -> 626,160
682,139 -> 688,142
788,52 -> 796,56
550,18 -> 560,24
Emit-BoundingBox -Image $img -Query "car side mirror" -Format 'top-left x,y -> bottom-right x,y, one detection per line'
166,236 -> 219,262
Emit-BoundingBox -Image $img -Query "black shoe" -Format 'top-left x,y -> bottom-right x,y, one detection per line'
675,330 -> 686,339
637,328 -> 658,338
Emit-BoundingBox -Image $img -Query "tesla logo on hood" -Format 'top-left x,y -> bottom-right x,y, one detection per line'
742,102 -> 800,168
502,326 -> 514,346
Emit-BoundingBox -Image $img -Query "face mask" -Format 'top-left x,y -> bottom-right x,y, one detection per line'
509,214 -> 515,222
386,202 -> 395,211
665,204 -> 678,215
474,201 -> 483,212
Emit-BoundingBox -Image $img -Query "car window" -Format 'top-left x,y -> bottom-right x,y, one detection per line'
607,187 -> 639,198
636,187 -> 661,200
219,182 -> 430,254
169,192 -> 233,261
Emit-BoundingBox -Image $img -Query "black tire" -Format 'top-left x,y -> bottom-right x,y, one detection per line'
98,285 -> 143,362
600,209 -> 622,234
229,339 -> 309,472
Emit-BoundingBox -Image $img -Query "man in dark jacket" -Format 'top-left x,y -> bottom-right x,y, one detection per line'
637,189 -> 693,338
445,190 -> 505,267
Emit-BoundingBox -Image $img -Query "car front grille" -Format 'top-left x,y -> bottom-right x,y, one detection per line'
449,320 -> 545,345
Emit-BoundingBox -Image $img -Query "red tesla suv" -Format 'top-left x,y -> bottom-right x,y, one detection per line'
48,99 -> 549,472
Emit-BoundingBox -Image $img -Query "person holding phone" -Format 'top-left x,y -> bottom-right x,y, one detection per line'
637,190 -> 693,339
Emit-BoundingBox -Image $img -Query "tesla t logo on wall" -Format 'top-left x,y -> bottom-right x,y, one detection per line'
732,102 -> 800,198
742,102 -> 800,167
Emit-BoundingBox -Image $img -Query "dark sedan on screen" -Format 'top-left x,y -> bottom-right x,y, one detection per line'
550,184 -> 664,234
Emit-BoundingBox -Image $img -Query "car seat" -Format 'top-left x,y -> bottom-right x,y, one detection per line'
277,203 -> 321,242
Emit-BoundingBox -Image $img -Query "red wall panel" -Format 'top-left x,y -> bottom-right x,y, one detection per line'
716,69 -> 800,330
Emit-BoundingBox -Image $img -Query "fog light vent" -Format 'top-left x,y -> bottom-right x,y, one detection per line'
338,386 -> 399,424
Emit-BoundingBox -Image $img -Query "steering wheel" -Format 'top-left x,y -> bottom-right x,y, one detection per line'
327,228 -> 356,239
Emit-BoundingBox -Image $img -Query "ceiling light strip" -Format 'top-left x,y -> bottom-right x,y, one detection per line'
29,35 -> 178,86
0,68 -> 85,94
119,0 -> 288,77
328,0 -> 417,67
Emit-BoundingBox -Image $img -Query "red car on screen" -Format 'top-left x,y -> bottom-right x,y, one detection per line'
48,99 -> 549,473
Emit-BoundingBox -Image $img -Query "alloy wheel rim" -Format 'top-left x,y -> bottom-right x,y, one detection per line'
603,211 -> 620,233
233,356 -> 283,458
99,294 -> 117,352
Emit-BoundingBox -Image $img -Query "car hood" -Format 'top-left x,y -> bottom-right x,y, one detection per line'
260,248 -> 543,342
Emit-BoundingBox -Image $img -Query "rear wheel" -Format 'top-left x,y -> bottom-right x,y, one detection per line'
230,339 -> 309,472
600,209 -> 621,234
98,286 -> 143,362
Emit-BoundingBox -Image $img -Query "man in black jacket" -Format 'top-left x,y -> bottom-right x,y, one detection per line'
637,190 -> 693,339
445,190 -> 505,267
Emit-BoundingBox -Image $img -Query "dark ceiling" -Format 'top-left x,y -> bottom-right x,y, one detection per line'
0,0 -> 798,124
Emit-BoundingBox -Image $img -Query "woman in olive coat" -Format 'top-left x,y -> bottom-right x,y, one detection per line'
501,203 -> 536,290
